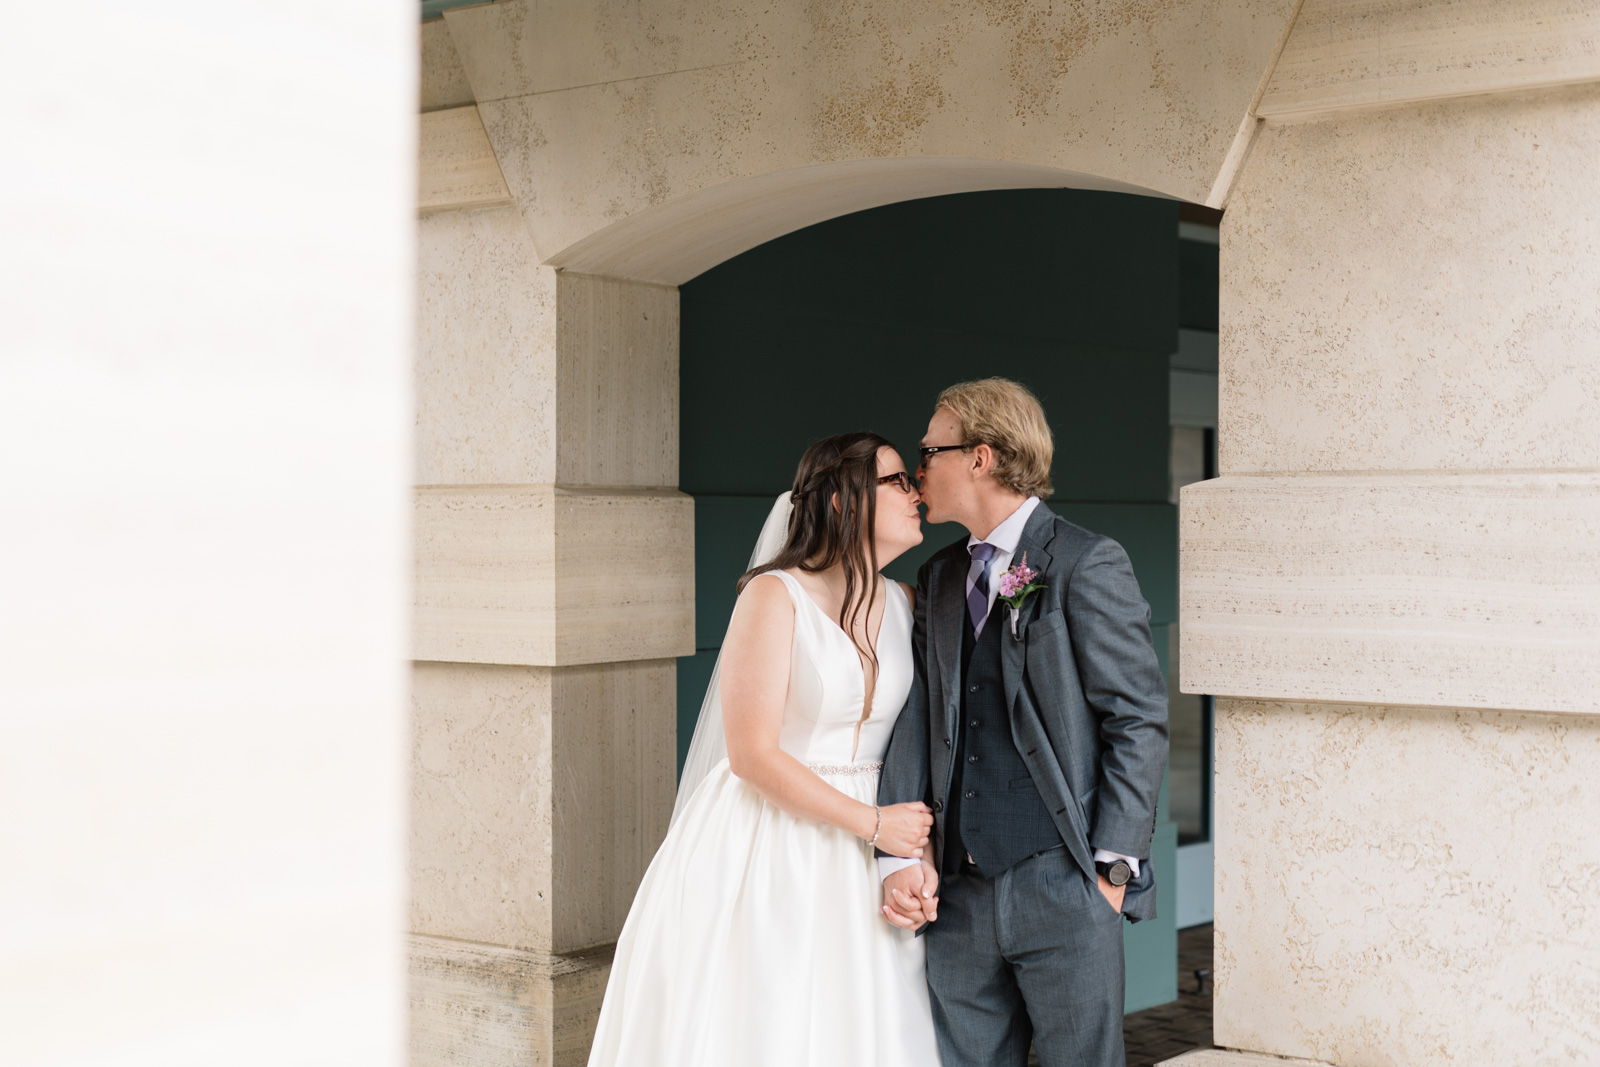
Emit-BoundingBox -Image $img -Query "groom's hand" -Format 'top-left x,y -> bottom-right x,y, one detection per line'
1096,874 -> 1126,914
882,861 -> 940,930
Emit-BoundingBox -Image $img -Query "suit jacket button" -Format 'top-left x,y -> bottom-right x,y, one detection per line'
943,737 -> 952,747
932,800 -> 943,813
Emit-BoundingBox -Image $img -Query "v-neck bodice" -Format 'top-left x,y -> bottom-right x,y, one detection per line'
755,570 -> 914,767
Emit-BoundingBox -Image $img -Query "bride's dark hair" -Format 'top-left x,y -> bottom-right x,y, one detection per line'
738,431 -> 895,669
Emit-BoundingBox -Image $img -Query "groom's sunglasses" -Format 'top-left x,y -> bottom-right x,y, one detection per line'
877,471 -> 919,494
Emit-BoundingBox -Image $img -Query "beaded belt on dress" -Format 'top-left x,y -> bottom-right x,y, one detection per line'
805,761 -> 883,776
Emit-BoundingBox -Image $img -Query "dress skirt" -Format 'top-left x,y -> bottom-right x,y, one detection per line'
586,760 -> 941,1067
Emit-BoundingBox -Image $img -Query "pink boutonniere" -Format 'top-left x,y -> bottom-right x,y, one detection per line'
997,553 -> 1047,638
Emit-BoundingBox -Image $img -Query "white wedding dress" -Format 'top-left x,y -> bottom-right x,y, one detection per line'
587,569 -> 941,1067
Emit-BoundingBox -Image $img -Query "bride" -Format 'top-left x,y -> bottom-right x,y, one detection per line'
587,432 -> 942,1067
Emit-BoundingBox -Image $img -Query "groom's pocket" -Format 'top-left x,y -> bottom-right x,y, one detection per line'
1025,609 -> 1066,645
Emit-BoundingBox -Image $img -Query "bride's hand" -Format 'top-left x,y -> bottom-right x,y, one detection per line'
872,802 -> 933,858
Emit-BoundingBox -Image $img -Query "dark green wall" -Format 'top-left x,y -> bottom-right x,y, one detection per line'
1178,238 -> 1220,332
680,189 -> 1180,760
678,188 -> 1183,1011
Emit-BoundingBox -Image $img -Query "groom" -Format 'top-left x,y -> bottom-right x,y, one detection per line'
878,377 -> 1168,1067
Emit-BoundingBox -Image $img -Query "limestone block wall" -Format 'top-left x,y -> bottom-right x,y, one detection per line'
432,0 -> 1304,282
411,115 -> 691,1060
1215,703 -> 1600,1064
1183,3 -> 1600,1063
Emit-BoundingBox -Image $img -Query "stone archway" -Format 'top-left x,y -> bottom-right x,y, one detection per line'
410,3 -> 1600,1064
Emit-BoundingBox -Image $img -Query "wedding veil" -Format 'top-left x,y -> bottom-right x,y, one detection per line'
671,491 -> 796,827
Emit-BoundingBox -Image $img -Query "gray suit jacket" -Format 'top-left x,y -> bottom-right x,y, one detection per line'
879,502 -> 1169,920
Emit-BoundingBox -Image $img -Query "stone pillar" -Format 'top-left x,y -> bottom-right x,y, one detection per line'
409,178 -> 691,1061
1178,3 -> 1600,1064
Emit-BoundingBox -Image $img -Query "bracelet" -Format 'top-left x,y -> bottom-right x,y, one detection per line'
868,806 -> 882,847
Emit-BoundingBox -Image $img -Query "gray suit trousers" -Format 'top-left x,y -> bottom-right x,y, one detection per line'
925,848 -> 1125,1067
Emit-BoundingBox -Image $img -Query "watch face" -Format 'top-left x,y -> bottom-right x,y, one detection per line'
1109,861 -> 1132,887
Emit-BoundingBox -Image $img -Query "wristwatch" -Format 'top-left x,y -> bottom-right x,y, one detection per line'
1094,859 -> 1132,887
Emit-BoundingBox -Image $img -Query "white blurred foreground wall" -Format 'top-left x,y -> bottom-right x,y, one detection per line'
0,3 -> 415,1064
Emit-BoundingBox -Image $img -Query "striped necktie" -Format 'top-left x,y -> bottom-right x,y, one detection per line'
967,542 -> 997,632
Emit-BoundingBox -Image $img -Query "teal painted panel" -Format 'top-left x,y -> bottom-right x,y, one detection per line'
680,303 -> 1171,503
685,190 -> 1179,355
421,1 -> 477,19
1123,819 -> 1180,1011
676,649 -> 718,778
1050,504 -> 1178,627
691,496 -> 781,649
1123,618 -> 1177,1011
1151,622 -> 1171,682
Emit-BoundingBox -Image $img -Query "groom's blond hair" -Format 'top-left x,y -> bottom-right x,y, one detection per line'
935,378 -> 1054,498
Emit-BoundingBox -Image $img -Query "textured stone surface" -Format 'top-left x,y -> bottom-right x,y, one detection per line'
419,107 -> 513,214
550,663 -> 676,952
443,0 -> 742,101
416,231 -> 678,487
421,18 -> 474,112
411,661 -> 675,953
443,0 -> 1303,280
412,663 -> 553,950
1221,82 -> 1600,474
1259,0 -> 1600,119
1214,699 -> 1600,1064
1180,472 -> 1600,716
416,207 -> 557,486
413,486 -> 695,666
555,274 -> 678,488
1159,1051 -> 1330,1067
545,157 -> 1148,285
409,934 -> 612,1067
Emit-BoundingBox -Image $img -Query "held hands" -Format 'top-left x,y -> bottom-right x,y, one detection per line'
871,801 -> 933,859
881,859 -> 940,930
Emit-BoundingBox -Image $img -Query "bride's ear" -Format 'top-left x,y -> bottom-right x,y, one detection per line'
830,490 -> 840,514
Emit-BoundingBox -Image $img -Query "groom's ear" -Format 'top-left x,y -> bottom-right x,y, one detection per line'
969,443 -> 996,478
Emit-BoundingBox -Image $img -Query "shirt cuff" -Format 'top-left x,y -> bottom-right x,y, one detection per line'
1093,848 -> 1140,879
878,855 -> 922,881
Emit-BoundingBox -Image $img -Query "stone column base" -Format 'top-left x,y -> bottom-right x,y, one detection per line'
1159,1052 -> 1333,1067
409,934 -> 612,1067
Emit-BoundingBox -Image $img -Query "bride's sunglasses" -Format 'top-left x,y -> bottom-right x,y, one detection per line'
877,471 -> 919,494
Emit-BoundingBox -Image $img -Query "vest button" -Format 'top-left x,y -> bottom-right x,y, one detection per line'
943,737 -> 951,747
964,790 -> 977,799
967,755 -> 978,763
968,684 -> 980,693
970,719 -> 980,728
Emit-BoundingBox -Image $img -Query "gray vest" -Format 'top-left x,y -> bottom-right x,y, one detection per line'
943,609 -> 1063,877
